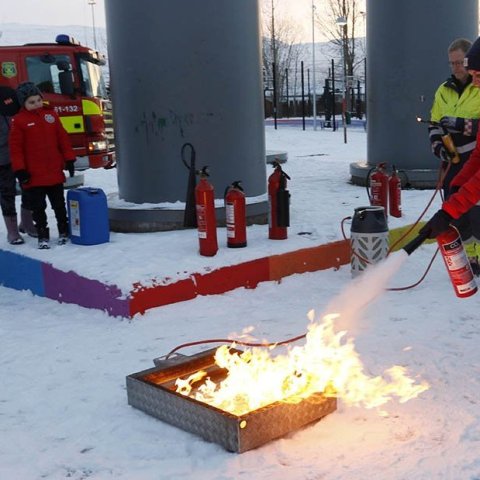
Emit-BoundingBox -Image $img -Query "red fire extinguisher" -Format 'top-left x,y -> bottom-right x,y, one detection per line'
195,166 -> 218,256
369,162 -> 389,215
225,181 -> 247,248
388,165 -> 402,218
437,226 -> 477,298
268,161 -> 291,240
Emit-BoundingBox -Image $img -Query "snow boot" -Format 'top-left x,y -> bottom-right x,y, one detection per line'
19,208 -> 38,238
57,222 -> 69,245
37,227 -> 50,250
3,215 -> 25,245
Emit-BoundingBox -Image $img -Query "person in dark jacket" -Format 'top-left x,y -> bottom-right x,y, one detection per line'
428,38 -> 480,274
422,36 -> 480,248
0,86 -> 37,244
9,82 -> 76,249
0,92 -> 23,244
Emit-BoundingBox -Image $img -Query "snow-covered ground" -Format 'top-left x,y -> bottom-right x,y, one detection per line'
1,124 -> 480,480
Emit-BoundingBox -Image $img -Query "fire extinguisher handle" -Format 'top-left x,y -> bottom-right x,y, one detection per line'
403,232 -> 428,255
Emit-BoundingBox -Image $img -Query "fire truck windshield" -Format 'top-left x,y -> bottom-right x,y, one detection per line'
26,54 -> 72,95
78,58 -> 108,99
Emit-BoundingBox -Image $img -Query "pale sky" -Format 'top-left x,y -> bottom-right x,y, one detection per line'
1,0 -> 329,43
2,0 -> 107,28
1,0 -> 312,33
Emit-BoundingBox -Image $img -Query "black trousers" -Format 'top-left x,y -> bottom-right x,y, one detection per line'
28,183 -> 68,234
0,164 -> 17,217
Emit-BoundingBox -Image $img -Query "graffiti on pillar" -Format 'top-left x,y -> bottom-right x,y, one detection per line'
135,110 -> 217,144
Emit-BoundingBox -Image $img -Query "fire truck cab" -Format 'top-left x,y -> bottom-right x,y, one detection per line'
0,34 -> 115,170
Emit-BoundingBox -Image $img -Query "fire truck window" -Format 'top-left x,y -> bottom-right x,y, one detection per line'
26,55 -> 72,95
79,58 -> 107,98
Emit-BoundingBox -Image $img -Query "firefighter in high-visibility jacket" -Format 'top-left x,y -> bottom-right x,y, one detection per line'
428,37 -> 480,275
423,36 -> 480,277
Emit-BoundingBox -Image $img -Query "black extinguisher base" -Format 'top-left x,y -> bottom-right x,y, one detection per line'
227,242 -> 247,248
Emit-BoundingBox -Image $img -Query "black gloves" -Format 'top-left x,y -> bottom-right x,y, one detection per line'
65,160 -> 75,178
419,209 -> 452,239
448,185 -> 460,197
15,169 -> 31,185
432,142 -> 453,163
440,116 -> 464,134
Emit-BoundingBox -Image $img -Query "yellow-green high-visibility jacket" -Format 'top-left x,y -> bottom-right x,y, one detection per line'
429,75 -> 480,189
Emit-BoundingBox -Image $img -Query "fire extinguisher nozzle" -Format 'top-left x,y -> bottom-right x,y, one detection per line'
402,232 -> 428,255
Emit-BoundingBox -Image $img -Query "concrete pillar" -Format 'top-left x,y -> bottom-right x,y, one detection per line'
104,0 -> 267,230
351,0 -> 479,187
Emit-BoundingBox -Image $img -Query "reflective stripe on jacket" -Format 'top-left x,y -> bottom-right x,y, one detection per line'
429,78 -> 480,170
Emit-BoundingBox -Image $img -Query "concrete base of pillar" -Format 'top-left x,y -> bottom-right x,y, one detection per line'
108,192 -> 268,232
266,150 -> 288,164
350,162 -> 440,189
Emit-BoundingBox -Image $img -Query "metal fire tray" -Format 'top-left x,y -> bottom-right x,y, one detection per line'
126,348 -> 337,453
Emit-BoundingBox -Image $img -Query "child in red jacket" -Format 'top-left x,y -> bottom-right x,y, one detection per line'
9,82 -> 76,249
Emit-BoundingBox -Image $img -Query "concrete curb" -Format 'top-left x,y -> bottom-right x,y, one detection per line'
0,223 -> 427,318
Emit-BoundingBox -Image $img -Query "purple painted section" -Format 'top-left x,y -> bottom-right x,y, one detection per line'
42,263 -> 130,317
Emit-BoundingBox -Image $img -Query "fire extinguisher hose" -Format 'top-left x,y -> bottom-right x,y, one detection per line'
165,333 -> 307,359
167,158 -> 455,357
342,160 -> 452,291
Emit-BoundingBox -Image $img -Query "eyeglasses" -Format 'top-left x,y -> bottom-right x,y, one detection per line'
449,60 -> 465,67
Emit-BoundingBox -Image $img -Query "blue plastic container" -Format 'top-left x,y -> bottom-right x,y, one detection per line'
67,187 -> 110,245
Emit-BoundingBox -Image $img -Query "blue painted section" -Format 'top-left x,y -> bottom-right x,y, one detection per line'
0,249 -> 45,296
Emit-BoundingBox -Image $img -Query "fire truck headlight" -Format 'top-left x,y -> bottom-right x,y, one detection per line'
88,140 -> 108,153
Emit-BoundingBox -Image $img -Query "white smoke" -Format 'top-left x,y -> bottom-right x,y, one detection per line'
318,250 -> 409,332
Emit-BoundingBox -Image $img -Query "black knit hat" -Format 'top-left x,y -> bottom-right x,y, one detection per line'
16,82 -> 42,106
0,86 -> 20,116
465,36 -> 480,71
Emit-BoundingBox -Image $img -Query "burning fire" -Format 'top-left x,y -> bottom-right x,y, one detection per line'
175,312 -> 429,416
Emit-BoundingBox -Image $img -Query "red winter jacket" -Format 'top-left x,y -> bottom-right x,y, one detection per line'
9,106 -> 75,188
442,129 -> 480,218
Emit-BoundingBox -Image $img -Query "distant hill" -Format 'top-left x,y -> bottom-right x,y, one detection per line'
0,23 -> 107,54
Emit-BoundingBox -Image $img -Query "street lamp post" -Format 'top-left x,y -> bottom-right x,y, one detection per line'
336,16 -> 348,143
271,0 -> 277,129
311,0 -> 317,131
88,0 -> 97,50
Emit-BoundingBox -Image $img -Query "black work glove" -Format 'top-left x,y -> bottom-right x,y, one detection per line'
419,209 -> 453,239
440,116 -> 464,134
15,169 -> 31,185
448,185 -> 460,197
432,142 -> 453,163
65,160 -> 75,178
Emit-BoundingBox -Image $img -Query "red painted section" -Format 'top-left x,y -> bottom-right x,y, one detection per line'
193,258 -> 270,295
269,240 -> 350,281
129,277 -> 197,316
127,241 -> 351,317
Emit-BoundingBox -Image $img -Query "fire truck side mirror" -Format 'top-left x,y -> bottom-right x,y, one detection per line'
59,70 -> 75,97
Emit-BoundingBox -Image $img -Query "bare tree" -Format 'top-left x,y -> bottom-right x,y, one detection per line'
260,0 -> 305,115
315,0 -> 366,79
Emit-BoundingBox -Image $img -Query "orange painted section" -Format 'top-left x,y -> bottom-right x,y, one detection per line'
269,239 -> 350,281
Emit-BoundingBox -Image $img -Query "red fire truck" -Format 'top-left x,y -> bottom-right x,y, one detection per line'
0,34 -> 115,170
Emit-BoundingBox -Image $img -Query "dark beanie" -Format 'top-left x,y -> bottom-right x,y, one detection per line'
16,82 -> 42,106
0,86 -> 20,116
465,36 -> 480,71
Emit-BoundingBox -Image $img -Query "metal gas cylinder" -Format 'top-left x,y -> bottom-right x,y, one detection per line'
350,206 -> 389,277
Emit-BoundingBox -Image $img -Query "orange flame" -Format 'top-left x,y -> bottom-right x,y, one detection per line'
175,313 -> 429,416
